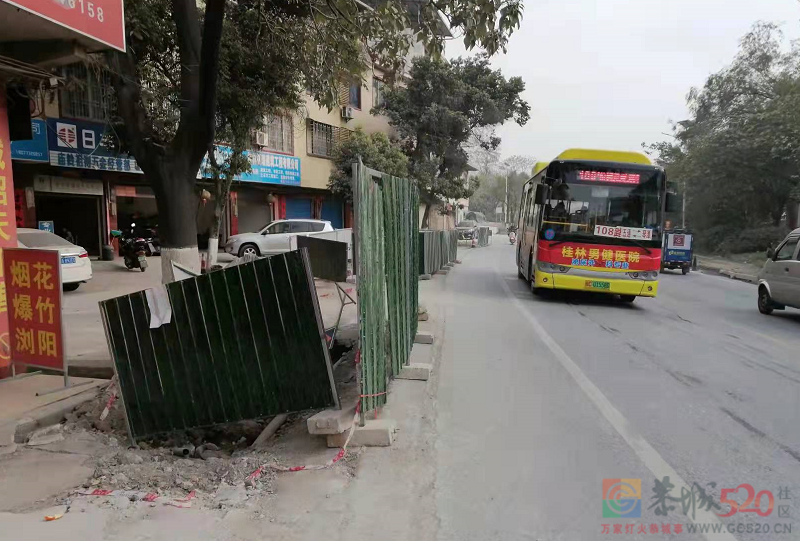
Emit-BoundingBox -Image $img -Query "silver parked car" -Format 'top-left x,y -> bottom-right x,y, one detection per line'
757,227 -> 800,314
224,219 -> 334,257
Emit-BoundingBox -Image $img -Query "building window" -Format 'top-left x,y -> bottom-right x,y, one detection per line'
255,114 -> 293,154
307,120 -> 350,158
349,83 -> 361,109
373,77 -> 385,108
60,63 -> 115,122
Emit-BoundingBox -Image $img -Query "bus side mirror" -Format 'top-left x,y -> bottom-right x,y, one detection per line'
665,192 -> 680,213
766,247 -> 775,259
534,184 -> 549,206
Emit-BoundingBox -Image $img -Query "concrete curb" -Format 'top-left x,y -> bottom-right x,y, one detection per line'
697,263 -> 757,284
13,386 -> 103,443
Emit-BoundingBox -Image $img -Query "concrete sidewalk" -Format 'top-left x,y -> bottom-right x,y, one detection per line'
64,255 -> 357,378
695,254 -> 762,283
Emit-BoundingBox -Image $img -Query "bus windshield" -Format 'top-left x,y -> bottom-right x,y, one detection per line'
541,164 -> 662,243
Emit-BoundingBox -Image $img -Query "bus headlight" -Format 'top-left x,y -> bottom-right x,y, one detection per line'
537,261 -> 559,273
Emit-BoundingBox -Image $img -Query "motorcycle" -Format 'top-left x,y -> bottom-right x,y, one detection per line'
508,228 -> 517,245
111,224 -> 149,272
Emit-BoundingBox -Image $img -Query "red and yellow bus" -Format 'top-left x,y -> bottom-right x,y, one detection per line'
516,149 -> 675,302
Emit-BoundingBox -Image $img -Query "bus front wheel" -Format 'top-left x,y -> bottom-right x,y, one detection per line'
619,295 -> 636,303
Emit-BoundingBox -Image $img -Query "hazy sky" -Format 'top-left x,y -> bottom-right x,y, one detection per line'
446,0 -> 800,163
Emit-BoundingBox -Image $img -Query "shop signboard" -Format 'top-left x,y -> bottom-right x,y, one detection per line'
0,0 -> 126,52
0,91 -> 19,371
38,221 -> 55,233
201,146 -> 301,186
47,118 -> 143,174
11,119 -> 48,162
3,248 -> 64,371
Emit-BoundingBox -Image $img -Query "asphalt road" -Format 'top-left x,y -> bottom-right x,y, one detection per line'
434,241 -> 800,541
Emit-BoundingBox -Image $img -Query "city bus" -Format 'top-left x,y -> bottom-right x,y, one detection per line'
516,148 -> 676,302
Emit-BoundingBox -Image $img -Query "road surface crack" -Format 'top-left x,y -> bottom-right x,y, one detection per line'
720,407 -> 800,463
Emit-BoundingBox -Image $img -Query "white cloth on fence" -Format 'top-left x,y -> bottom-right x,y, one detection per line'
145,285 -> 172,329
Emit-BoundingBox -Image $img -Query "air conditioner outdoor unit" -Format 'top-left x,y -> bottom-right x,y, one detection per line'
341,106 -> 354,120
255,130 -> 268,147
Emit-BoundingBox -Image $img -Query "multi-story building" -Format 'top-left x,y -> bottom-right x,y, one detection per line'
6,9 -> 452,258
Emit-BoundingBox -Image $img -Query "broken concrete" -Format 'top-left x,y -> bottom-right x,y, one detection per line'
326,419 -> 397,448
396,363 -> 433,381
307,406 -> 356,435
414,332 -> 434,345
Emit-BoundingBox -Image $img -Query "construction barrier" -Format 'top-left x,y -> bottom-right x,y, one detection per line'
100,249 -> 338,442
419,229 -> 458,275
353,160 -> 419,415
475,226 -> 491,247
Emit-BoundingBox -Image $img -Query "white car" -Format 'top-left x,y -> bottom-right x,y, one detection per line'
224,219 -> 334,257
17,228 -> 93,291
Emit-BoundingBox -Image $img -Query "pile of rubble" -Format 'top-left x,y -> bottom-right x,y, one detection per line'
61,386 -> 284,508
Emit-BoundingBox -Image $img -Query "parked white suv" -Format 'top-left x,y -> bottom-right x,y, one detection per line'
757,227 -> 800,314
224,219 -> 334,257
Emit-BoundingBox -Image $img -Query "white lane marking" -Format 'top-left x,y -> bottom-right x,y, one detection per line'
496,271 -> 738,541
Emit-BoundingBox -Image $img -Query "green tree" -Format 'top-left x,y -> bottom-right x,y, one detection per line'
377,55 -> 529,227
328,129 -> 409,204
646,22 -> 800,251
108,0 -> 525,280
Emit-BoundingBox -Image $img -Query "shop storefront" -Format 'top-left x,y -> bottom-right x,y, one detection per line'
33,175 -> 104,255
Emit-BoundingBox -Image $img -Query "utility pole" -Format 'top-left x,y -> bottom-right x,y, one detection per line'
504,172 -> 509,226
682,179 -> 686,229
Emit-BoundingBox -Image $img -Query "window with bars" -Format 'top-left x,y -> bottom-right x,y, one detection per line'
254,114 -> 294,154
60,63 -> 116,122
307,120 -> 334,157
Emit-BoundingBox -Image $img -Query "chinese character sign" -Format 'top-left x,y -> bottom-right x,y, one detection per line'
0,90 -> 19,370
3,249 -> 63,370
540,241 -> 661,272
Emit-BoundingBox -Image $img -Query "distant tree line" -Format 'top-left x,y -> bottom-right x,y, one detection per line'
646,22 -> 800,254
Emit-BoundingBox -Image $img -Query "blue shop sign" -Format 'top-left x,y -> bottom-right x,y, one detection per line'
201,146 -> 300,186
11,119 -> 48,162
46,118 -> 143,174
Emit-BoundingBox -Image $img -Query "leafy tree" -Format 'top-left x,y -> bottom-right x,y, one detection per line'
377,55 -> 529,227
645,22 -> 800,252
107,0 -> 525,280
328,129 -> 409,204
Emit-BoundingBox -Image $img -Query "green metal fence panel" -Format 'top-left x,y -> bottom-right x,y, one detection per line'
353,160 -> 419,415
100,250 -> 338,442
474,226 -> 490,247
419,230 -> 458,274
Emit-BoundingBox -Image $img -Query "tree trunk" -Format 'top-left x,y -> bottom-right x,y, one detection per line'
106,0 -> 226,284
150,162 -> 202,283
207,174 -> 233,268
421,202 -> 431,229
787,200 -> 799,230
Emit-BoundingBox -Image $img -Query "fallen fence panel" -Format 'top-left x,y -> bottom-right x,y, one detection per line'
100,249 -> 337,442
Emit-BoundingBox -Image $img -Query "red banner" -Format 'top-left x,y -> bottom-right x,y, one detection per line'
537,240 -> 661,272
4,249 -> 64,370
0,90 -> 19,372
1,0 -> 125,52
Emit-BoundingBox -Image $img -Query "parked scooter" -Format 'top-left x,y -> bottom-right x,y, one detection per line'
111,224 -> 149,272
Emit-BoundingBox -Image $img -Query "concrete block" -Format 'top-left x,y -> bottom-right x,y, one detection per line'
419,274 -> 432,281
454,259 -> 462,264
326,419 -> 397,448
434,268 -> 449,275
417,312 -> 429,321
307,405 -> 357,435
396,363 -> 432,381
414,332 -> 434,345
